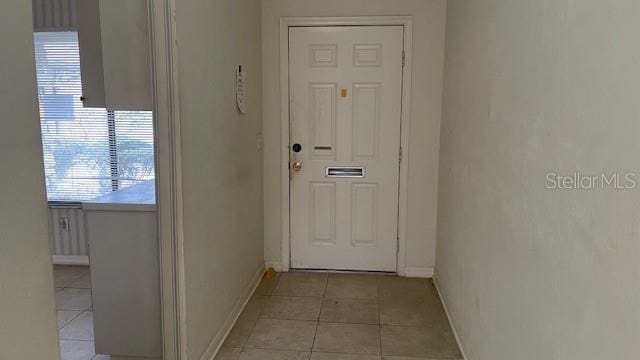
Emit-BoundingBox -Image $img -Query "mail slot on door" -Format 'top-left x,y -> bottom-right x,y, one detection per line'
325,167 -> 366,178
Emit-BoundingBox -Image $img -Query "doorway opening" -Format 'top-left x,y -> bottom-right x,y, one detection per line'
280,17 -> 414,275
33,2 -> 161,359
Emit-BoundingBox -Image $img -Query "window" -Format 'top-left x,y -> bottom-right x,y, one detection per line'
33,32 -> 154,202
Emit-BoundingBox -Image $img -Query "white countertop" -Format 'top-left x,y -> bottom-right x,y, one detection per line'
83,180 -> 156,211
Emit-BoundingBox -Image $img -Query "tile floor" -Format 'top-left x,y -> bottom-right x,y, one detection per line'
217,272 -> 462,360
54,265 -> 110,360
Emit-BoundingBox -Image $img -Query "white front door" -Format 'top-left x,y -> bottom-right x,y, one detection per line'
289,25 -> 404,271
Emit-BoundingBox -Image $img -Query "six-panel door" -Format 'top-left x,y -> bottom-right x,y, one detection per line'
289,26 -> 404,271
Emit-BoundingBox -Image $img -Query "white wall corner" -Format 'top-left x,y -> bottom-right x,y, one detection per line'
200,264 -> 265,360
52,255 -> 90,266
404,266 -> 434,278
265,261 -> 283,272
432,276 -> 469,360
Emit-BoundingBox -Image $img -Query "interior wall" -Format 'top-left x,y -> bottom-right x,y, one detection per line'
261,0 -> 447,273
436,1 -> 640,359
0,0 -> 60,358
173,0 -> 264,358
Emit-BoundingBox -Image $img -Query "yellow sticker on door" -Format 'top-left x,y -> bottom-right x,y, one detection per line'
341,88 -> 348,98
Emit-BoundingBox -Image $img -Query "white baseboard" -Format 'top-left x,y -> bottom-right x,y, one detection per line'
265,261 -> 283,272
200,264 -> 266,360
52,255 -> 89,266
264,262 -> 431,277
433,276 -> 469,360
404,266 -> 434,278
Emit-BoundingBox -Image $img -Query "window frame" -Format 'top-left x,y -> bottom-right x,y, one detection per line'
34,31 -> 154,203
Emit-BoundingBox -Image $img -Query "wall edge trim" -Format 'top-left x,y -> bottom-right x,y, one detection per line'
200,264 -> 266,360
433,275 -> 469,360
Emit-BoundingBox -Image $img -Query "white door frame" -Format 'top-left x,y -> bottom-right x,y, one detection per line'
149,1 -> 186,359
279,16 -> 413,276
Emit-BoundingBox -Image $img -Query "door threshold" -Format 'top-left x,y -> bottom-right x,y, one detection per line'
289,268 -> 397,276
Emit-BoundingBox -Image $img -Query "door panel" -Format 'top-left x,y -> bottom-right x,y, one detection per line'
289,26 -> 404,271
309,83 -> 337,160
352,83 -> 381,160
351,183 -> 378,246
310,182 -> 336,245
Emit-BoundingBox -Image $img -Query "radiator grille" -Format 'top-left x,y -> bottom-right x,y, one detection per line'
48,205 -> 88,257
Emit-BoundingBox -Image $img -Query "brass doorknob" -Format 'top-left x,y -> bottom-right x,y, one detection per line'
292,161 -> 302,172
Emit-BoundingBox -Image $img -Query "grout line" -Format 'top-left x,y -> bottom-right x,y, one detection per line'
58,310 -> 84,332
316,320 -> 380,326
309,273 -> 327,353
234,275 -> 458,359
59,337 -> 95,342
54,268 -> 100,360
58,339 -> 95,342
267,294 -> 325,298
245,345 -> 385,357
58,311 -> 95,342
241,274 -> 449,357
241,274 -> 280,351
240,299 -> 266,350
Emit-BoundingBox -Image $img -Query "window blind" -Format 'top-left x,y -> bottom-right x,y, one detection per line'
114,111 -> 156,189
33,31 -> 154,202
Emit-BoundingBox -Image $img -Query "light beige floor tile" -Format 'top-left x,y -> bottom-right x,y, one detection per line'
221,296 -> 268,348
55,265 -> 90,277
239,348 -> 310,360
59,311 -> 95,340
273,272 -> 327,297
57,310 -> 81,329
56,288 -> 92,311
255,272 -> 280,295
68,273 -> 92,289
313,323 -> 381,355
243,295 -> 270,319
223,294 -> 269,348
326,275 -> 378,299
55,273 -> 77,288
262,296 -> 323,321
215,347 -> 242,360
381,326 -> 461,358
382,357 -> 460,360
320,298 -> 379,325
92,355 -> 111,360
223,314 -> 259,348
59,339 -> 95,360
246,318 -> 317,351
378,277 -> 434,301
75,267 -> 90,278
312,353 -> 381,360
55,267 -> 82,288
380,297 -> 449,328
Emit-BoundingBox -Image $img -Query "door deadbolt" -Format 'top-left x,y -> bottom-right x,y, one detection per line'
292,143 -> 302,153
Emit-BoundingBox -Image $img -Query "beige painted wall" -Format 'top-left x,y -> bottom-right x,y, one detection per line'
436,1 -> 640,359
173,0 -> 264,358
0,0 -> 59,358
261,0 -> 447,272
